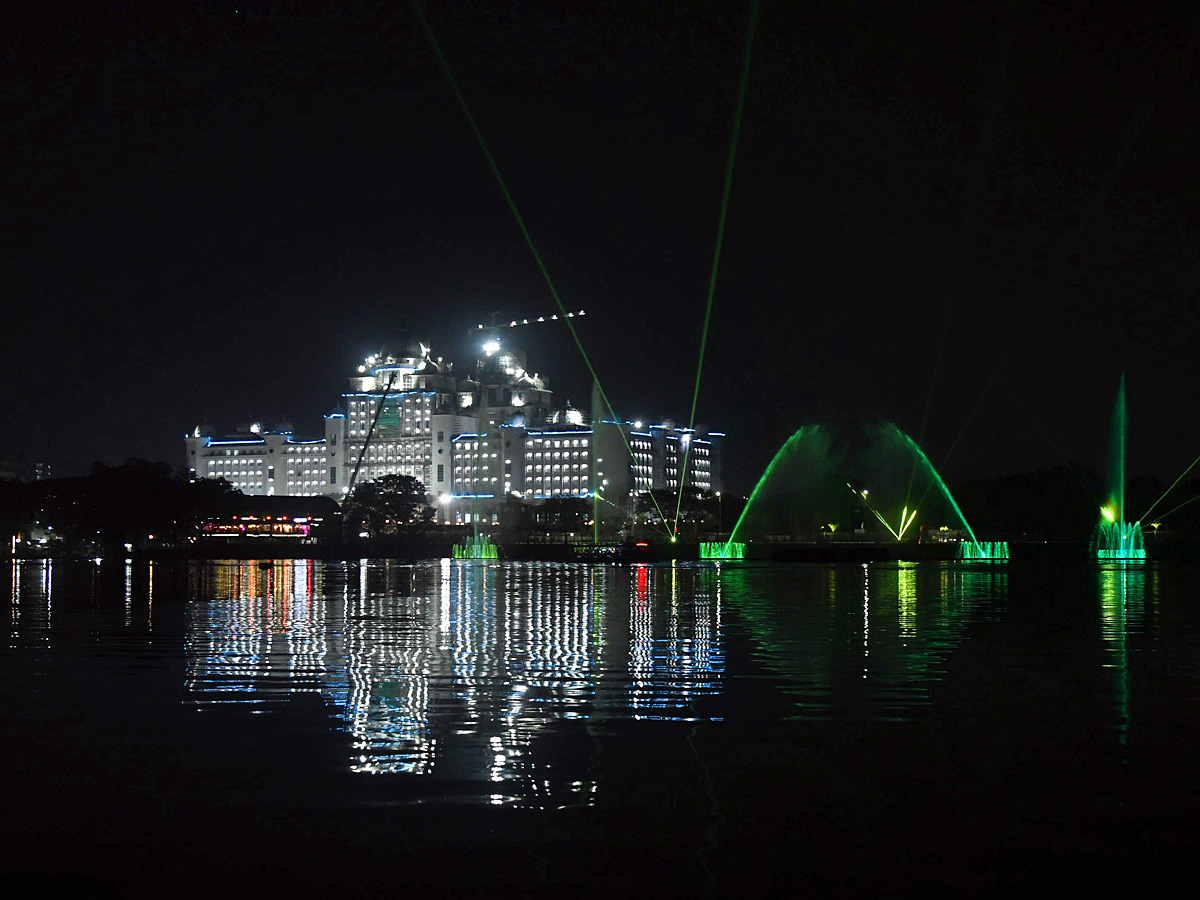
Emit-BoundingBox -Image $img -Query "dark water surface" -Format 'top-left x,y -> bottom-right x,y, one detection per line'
3,559 -> 1200,897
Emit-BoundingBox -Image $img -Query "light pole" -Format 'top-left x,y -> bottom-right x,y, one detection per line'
716,492 -> 722,540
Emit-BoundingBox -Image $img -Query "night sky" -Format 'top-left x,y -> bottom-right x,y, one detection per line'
5,1 -> 1197,492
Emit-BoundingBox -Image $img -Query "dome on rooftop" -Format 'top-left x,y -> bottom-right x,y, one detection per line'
378,337 -> 427,362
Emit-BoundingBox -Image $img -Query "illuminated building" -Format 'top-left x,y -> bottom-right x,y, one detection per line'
0,459 -> 50,482
185,420 -> 333,498
184,332 -> 724,513
624,421 -> 721,494
337,339 -> 467,499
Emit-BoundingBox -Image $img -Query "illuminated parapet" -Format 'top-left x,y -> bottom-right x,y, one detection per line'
453,534 -> 501,559
1091,520 -> 1145,560
699,541 -> 745,560
957,540 -> 1009,562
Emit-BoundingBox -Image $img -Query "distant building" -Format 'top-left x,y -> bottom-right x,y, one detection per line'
185,420 -> 333,498
0,459 -> 50,482
184,328 -> 724,523
197,494 -> 341,542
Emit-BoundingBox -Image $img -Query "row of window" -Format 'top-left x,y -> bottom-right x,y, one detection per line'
527,439 -> 588,448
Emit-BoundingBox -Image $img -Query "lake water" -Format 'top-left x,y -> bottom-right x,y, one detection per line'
3,558 -> 1199,897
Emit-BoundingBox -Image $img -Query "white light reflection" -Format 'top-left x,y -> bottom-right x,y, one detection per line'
625,564 -> 725,721
183,560 -> 726,807
10,559 -> 20,642
863,562 -> 869,679
124,560 -> 133,627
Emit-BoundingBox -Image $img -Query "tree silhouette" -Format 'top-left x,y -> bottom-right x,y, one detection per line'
346,474 -> 429,537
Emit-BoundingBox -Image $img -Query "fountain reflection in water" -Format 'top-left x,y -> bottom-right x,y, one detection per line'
716,562 -> 1004,719
1098,563 -> 1147,744
6,558 -> 1129,813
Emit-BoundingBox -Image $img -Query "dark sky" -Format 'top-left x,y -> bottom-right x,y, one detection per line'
4,1 -> 1198,493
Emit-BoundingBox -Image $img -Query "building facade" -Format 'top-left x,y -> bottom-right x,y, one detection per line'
184,331 -> 724,519
186,422 -> 335,498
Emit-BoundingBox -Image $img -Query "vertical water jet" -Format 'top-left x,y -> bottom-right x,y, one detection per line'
1092,375 -> 1145,560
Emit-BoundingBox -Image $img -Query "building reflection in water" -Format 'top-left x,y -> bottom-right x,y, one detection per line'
622,564 -> 724,720
5,559 -> 1015,800
183,560 -> 726,804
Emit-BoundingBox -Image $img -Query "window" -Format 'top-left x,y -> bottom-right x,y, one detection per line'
437,464 -> 444,482
268,467 -> 275,480
330,466 -> 337,484
437,431 -> 444,442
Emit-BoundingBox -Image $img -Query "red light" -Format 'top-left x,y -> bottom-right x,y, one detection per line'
635,542 -> 648,547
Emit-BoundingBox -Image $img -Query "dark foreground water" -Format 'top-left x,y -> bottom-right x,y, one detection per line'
3,558 -> 1200,897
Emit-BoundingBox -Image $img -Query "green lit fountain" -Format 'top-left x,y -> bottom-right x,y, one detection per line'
860,424 -> 1006,561
453,533 -> 501,560
721,424 -> 839,558
700,541 -> 744,560
1091,374 -> 1145,560
717,423 -> 1005,561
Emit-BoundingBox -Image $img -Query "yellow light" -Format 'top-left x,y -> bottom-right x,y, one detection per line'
1101,505 -> 1116,523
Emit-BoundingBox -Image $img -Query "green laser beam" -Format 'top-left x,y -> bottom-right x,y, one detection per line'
935,106 -> 1152,482
872,509 -> 901,540
674,0 -> 759,533
848,483 -> 901,541
1140,449 -> 1200,523
412,2 -> 673,536
724,425 -> 823,549
906,64 -> 1007,511
1147,491 -> 1200,525
895,425 -> 979,549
